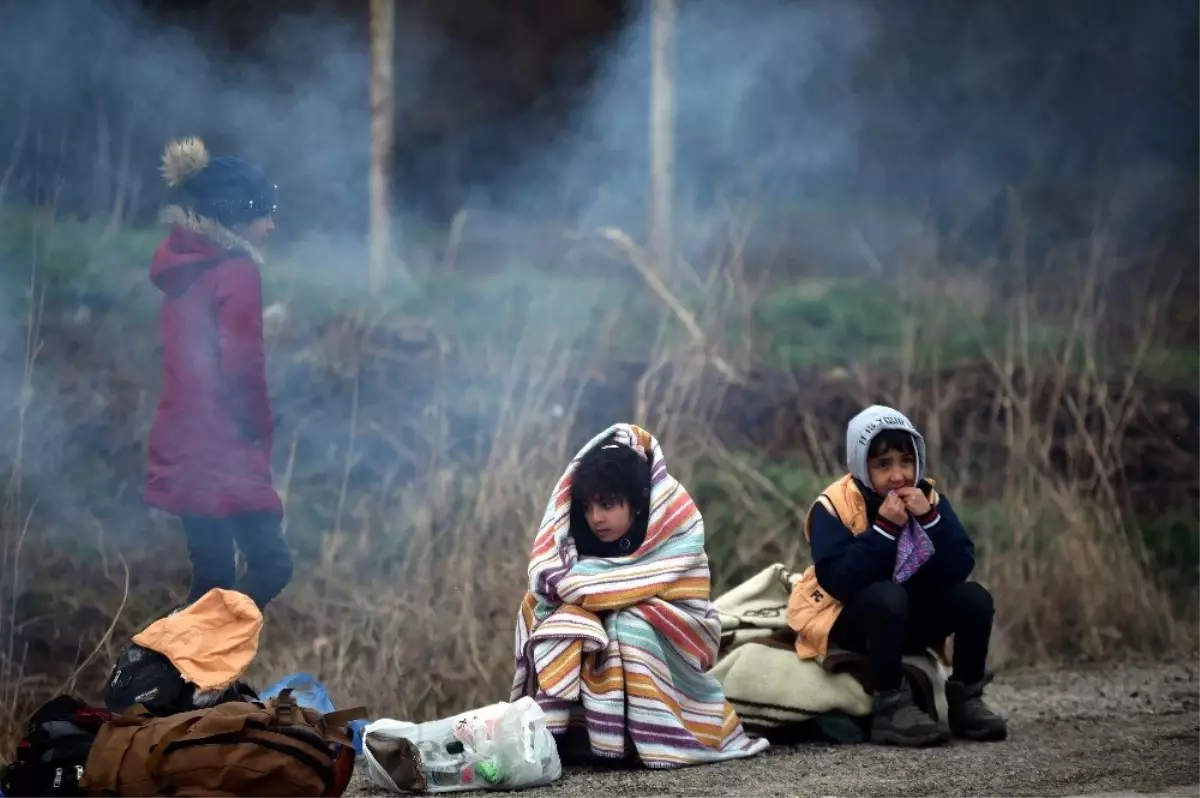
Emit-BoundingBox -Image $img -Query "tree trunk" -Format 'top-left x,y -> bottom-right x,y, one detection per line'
649,0 -> 676,277
368,0 -> 395,291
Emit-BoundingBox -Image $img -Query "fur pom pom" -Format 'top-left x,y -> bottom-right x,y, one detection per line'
161,137 -> 210,188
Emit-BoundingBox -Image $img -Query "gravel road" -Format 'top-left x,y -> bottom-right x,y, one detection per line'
347,661 -> 1199,797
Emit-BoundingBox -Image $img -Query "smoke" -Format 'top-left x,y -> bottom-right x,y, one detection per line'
0,1 -> 368,235
480,0 -> 878,232
451,0 -> 1196,265
0,0 -> 1194,533
852,0 -> 1197,218
1,0 -> 1192,239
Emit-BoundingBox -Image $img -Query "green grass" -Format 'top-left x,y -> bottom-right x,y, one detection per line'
0,210 -> 159,288
753,278 -> 1026,371
0,211 -> 1195,387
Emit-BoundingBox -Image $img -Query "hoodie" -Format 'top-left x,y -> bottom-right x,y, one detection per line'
808,405 -> 975,603
845,404 -> 927,488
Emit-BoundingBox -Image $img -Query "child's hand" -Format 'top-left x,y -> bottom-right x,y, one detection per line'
879,492 -> 908,525
896,486 -> 932,517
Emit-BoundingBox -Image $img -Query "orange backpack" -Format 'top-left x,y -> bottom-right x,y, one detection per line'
79,689 -> 365,797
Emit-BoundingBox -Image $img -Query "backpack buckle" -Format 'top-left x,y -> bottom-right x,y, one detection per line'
273,688 -> 297,727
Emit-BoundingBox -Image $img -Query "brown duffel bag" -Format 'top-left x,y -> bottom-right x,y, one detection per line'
79,688 -> 366,797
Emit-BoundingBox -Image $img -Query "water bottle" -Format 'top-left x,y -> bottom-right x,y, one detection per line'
415,737 -> 504,791
428,759 -> 504,789
415,739 -> 468,791
423,760 -> 475,789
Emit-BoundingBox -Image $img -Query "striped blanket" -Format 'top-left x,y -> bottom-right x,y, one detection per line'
510,423 -> 769,769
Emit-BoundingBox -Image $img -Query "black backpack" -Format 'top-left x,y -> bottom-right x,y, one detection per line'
102,642 -> 190,714
103,641 -> 259,715
0,695 -> 113,797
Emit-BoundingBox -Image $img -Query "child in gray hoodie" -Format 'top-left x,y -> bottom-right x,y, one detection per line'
788,405 -> 1007,747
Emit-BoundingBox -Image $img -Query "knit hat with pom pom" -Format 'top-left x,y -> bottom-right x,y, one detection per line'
160,137 -> 276,227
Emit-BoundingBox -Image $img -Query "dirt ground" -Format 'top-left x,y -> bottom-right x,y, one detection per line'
346,661 -> 1199,798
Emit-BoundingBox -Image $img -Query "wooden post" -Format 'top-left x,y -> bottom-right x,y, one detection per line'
368,0 -> 395,291
649,0 -> 676,276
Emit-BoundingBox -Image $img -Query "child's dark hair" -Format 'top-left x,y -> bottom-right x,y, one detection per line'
868,429 -> 916,459
570,439 -> 651,514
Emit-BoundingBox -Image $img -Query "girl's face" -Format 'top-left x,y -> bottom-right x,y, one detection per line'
867,445 -> 916,494
239,216 -> 275,246
583,495 -> 634,542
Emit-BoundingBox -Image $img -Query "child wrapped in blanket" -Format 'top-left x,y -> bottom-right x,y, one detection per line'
511,423 -> 769,768
788,405 -> 1008,747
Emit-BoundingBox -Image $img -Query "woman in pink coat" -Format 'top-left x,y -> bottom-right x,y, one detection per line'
143,137 -> 291,610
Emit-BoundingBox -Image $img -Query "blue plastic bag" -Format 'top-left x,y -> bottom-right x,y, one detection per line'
259,672 -> 370,753
259,672 -> 336,715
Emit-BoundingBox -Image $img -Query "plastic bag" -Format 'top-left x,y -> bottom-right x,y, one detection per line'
362,697 -> 562,793
259,672 -> 336,714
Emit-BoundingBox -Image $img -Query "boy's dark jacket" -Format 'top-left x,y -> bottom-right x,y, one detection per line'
787,404 -> 976,661
807,477 -> 975,603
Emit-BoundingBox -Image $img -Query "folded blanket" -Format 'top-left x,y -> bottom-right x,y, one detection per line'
510,423 -> 769,769
709,640 -> 871,737
712,563 -> 949,732
713,562 -> 798,652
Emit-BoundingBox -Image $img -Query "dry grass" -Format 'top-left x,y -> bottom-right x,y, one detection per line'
0,204 -> 1195,760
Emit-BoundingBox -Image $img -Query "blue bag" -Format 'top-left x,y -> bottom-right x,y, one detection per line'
260,672 -> 336,714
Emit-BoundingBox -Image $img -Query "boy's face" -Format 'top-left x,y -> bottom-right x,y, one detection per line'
867,446 -> 916,494
583,494 -> 634,542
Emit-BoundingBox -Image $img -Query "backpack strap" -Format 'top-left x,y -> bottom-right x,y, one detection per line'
320,707 -> 369,746
322,708 -> 368,728
272,688 -> 299,728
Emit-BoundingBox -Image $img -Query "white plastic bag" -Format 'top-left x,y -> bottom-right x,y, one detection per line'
362,697 -> 562,793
